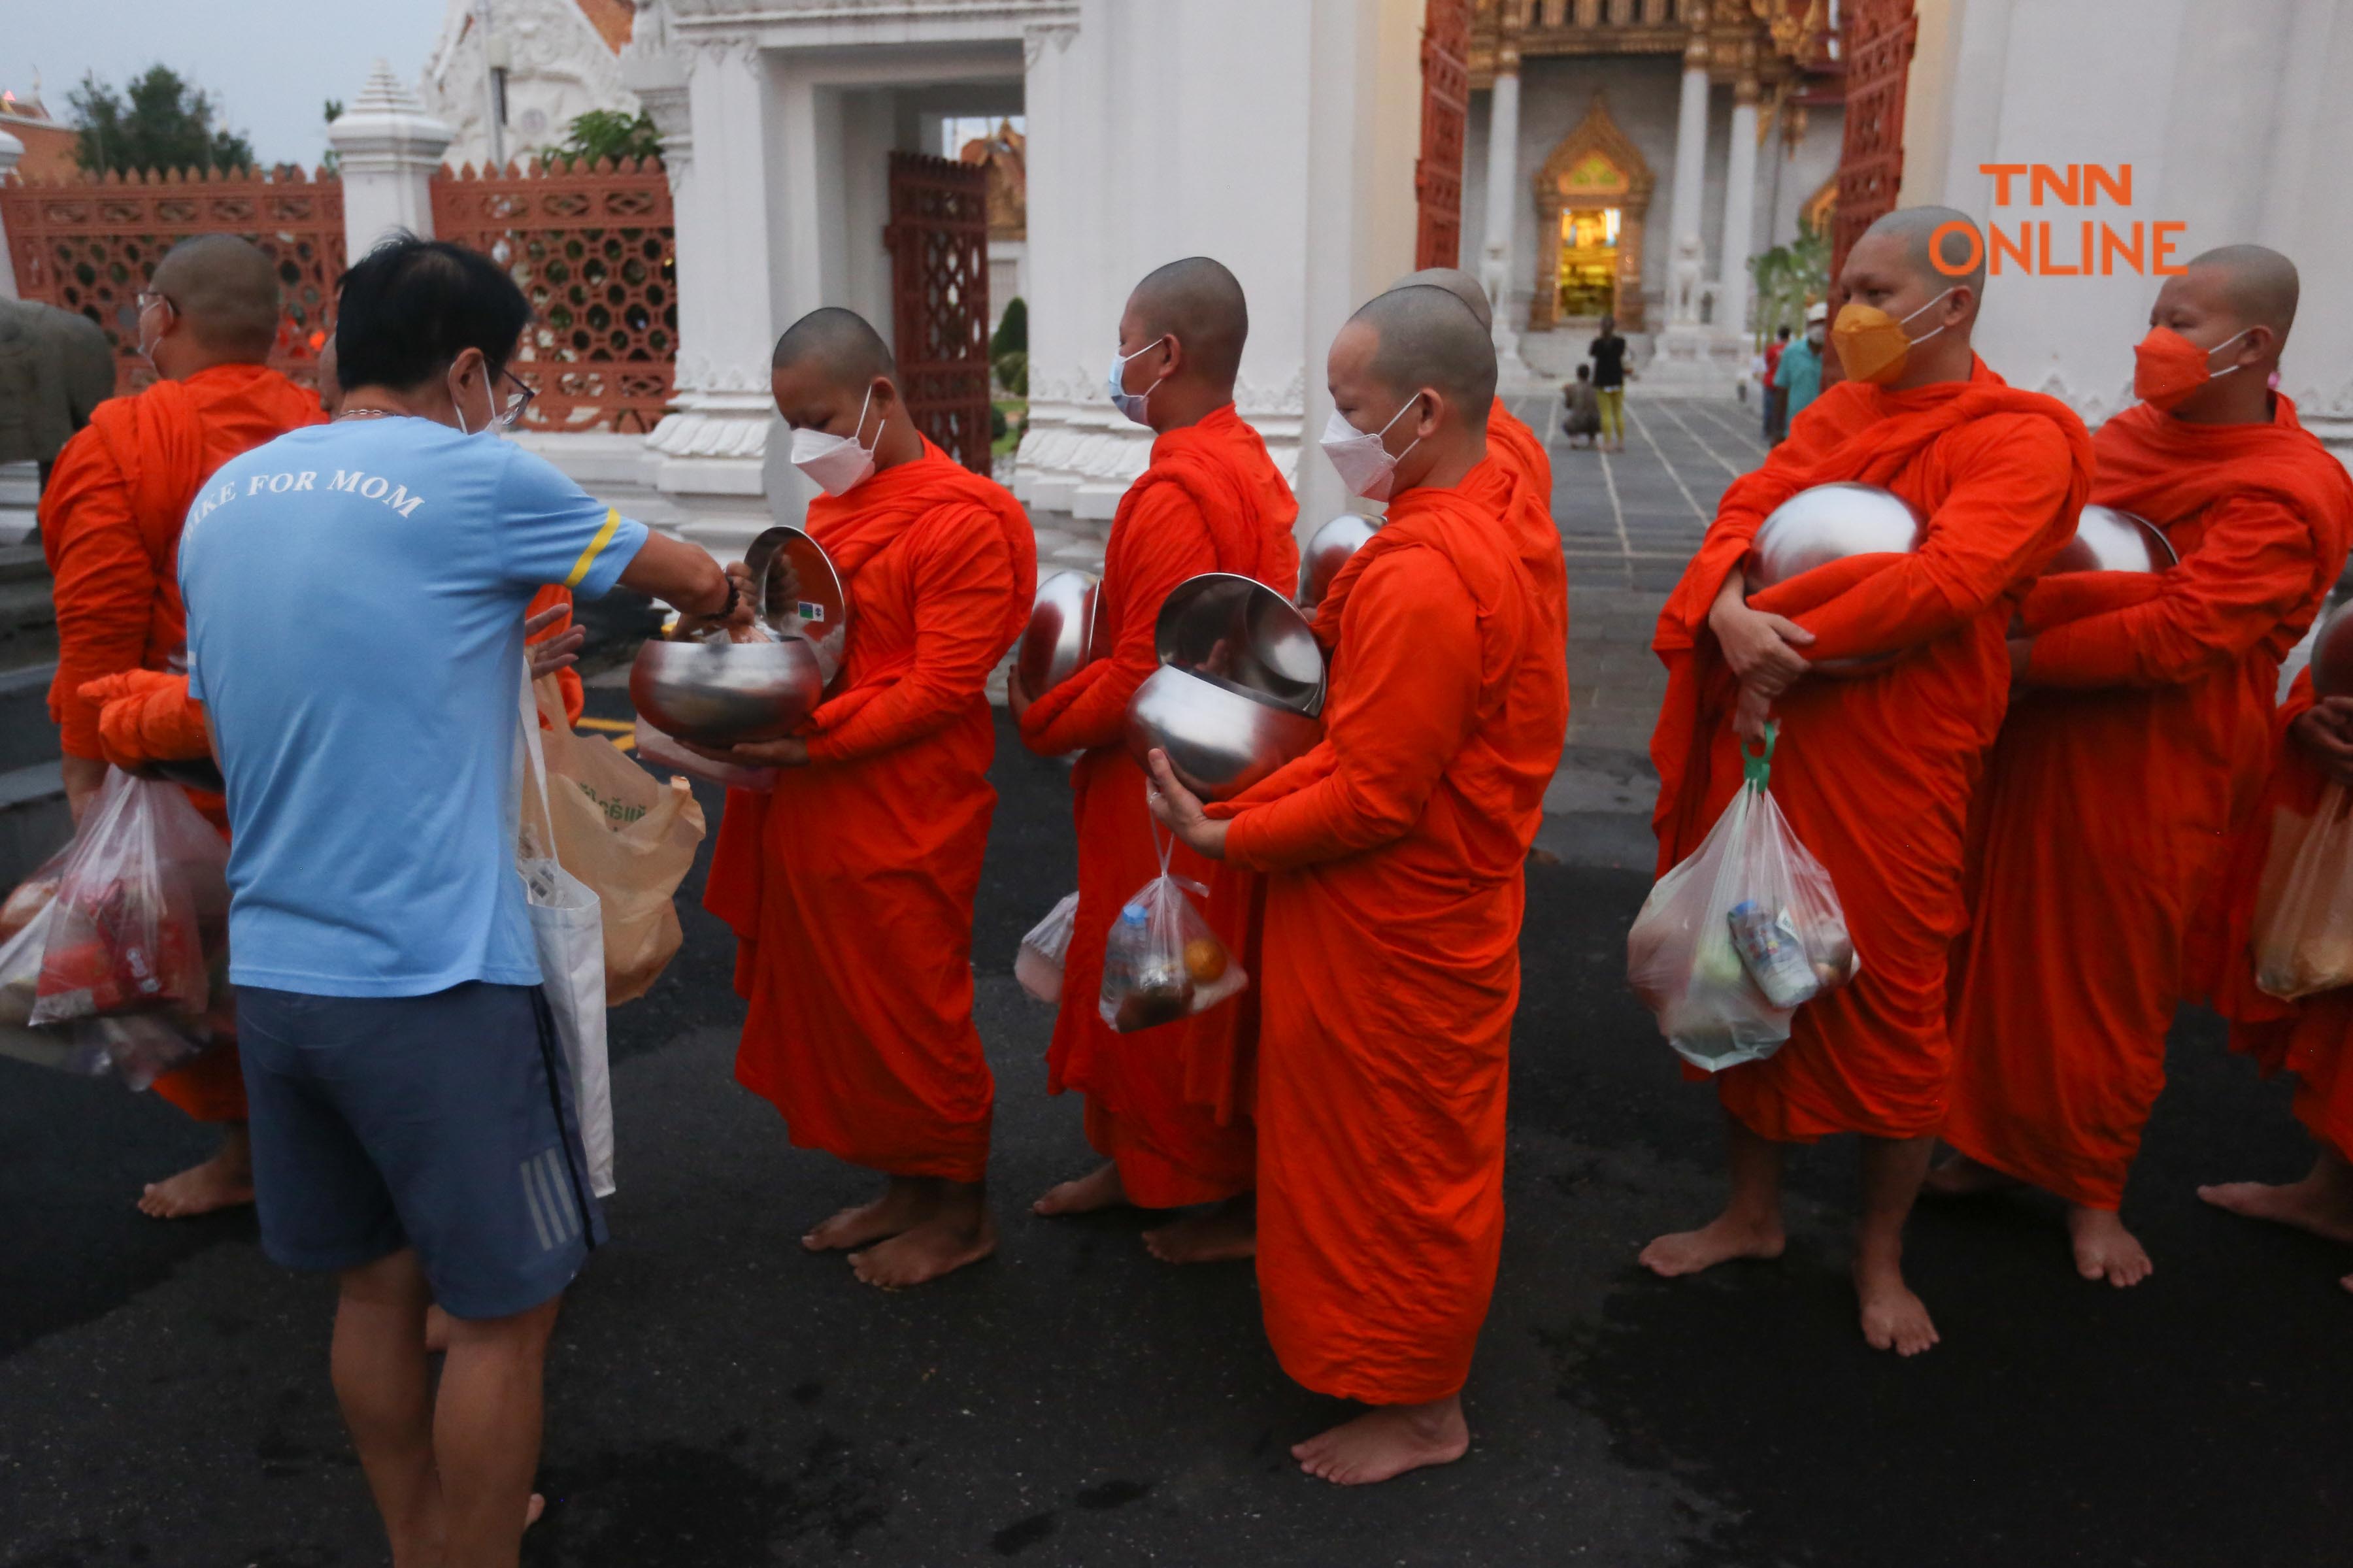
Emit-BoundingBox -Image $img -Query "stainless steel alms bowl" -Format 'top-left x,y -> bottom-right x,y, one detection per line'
744,525 -> 848,682
1297,512 -> 1380,611
1018,570 -> 1101,696
1126,573 -> 1328,800
2044,505 -> 2178,575
1744,482 -> 1926,593
628,634 -> 825,749
2312,598 -> 2353,699
1124,665 -> 1325,801
1154,572 -> 1326,716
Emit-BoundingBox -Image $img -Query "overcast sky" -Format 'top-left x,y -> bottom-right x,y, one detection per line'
7,0 -> 451,167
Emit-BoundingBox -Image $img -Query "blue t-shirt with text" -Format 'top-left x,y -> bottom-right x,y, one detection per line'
180,416 -> 646,997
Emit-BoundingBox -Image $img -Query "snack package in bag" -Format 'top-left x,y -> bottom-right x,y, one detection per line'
0,897 -> 210,1085
1626,724 -> 1858,1072
1097,837 -> 1248,1035
31,769 -> 228,1026
2251,781 -> 2353,1001
1016,891 -> 1080,1004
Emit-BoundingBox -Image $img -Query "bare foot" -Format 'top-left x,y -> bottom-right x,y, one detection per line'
425,1304 -> 453,1354
136,1129 -> 254,1219
1032,1161 -> 1126,1217
2067,1205 -> 2154,1287
1854,1255 -> 1939,1356
1144,1197 -> 1255,1263
804,1180 -> 937,1252
1292,1396 -> 1469,1486
2198,1168 -> 2353,1246
851,1206 -> 998,1290
1920,1154 -> 2022,1199
1639,1211 -> 1785,1278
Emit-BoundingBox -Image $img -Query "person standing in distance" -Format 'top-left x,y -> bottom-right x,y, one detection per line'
1588,314 -> 1629,454
178,235 -> 728,1567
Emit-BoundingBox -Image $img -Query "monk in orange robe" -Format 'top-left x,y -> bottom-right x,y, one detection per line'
1149,284 -> 1567,1484
1934,246 -> 2353,1284
2195,667 -> 2353,1292
1637,210 -> 2094,1355
1010,258 -> 1297,1261
702,308 -> 1035,1288
37,236 -> 320,1218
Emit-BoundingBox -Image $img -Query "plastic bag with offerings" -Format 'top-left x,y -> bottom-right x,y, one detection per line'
31,770 -> 229,1026
1016,891 -> 1080,1004
0,897 -> 212,1085
1626,724 -> 1858,1072
2251,781 -> 2353,1001
0,842 -> 69,944
1097,837 -> 1248,1034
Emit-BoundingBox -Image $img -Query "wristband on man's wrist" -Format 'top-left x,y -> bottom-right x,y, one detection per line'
713,578 -> 740,620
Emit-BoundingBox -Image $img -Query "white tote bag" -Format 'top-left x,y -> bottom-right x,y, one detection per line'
517,680 -> 616,1197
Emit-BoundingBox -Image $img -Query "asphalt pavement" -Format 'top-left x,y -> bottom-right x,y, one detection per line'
4,670 -> 2350,1567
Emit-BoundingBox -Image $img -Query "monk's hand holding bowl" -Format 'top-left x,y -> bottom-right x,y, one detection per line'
724,736 -> 811,768
1144,747 -> 1229,860
1005,663 -> 1033,724
1707,577 -> 1813,697
2291,696 -> 2353,788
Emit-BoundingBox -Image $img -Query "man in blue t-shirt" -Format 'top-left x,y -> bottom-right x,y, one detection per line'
180,235 -> 728,1564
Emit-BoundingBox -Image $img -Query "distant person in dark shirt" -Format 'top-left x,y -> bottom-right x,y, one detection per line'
1588,316 -> 1628,453
1561,364 -> 1601,448
1762,325 -> 1791,442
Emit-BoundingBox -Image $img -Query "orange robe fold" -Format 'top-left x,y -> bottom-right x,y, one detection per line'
705,442 -> 1036,1182
1488,398 -> 1553,507
1650,359 -> 2094,1143
2202,673 -> 2353,1163
39,363 -> 321,1125
1016,404 -> 1296,1206
1942,397 -> 2353,1207
1209,453 -> 1567,1405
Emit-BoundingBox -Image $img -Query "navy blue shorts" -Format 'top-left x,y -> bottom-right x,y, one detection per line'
237,981 -> 606,1320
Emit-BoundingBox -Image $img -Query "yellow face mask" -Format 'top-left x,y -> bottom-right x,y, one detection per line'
1831,288 -> 1957,386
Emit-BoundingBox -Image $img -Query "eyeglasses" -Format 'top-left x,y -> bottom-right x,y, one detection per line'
490,365 -> 535,431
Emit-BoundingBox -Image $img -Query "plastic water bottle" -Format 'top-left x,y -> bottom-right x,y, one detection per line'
1099,903 -> 1148,1011
1727,899 -> 1820,1009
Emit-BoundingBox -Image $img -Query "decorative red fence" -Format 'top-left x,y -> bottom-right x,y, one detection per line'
883,151 -> 992,475
1828,0 -> 1917,290
1416,0 -> 1472,271
0,165 -> 342,395
428,158 -> 676,434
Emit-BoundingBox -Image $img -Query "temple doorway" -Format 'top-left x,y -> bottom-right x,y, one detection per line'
1531,93 -> 1654,334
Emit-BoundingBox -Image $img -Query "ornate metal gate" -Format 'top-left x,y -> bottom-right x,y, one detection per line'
1415,0 -> 1472,270
883,152 -> 992,475
1828,0 -> 1918,287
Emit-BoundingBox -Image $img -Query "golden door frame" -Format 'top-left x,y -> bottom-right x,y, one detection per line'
1530,93 -> 1655,335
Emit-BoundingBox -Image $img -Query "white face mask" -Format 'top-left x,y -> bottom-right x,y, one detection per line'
449,357 -> 500,439
1106,335 -> 1167,427
1320,395 -> 1424,502
790,385 -> 880,496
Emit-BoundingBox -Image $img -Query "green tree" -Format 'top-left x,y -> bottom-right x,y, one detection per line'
991,297 -> 1027,396
542,109 -> 663,168
1748,216 -> 1830,346
70,66 -> 256,176
320,98 -> 344,176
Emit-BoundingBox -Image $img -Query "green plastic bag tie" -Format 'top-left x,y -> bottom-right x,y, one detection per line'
1742,720 -> 1780,792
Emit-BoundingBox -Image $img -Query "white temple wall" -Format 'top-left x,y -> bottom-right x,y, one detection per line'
1757,105 -> 1842,252
1900,0 -> 2353,458
418,0 -> 639,168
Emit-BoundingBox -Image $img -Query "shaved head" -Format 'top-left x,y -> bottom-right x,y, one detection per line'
1860,206 -> 1986,298
1346,284 -> 1496,421
1127,256 -> 1248,386
1388,267 -> 1493,332
2184,244 -> 2298,339
150,235 -> 280,361
772,306 -> 895,385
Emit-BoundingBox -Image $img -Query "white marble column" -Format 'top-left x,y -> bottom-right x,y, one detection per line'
644,35 -> 779,555
1477,51 -> 1521,318
0,129 -> 21,299
1717,73 -> 1760,340
326,62 -> 452,255
1664,17 -> 1712,331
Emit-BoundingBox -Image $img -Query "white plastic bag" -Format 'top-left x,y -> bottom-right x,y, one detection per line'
31,769 -> 228,1026
518,681 -> 615,1198
2252,781 -> 2353,1001
1627,724 -> 1858,1072
1016,891 -> 1080,1004
0,897 -> 212,1086
1097,835 -> 1248,1034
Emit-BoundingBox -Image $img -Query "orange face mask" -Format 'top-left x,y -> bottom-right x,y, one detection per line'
1830,288 -> 1956,386
2133,325 -> 2251,411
